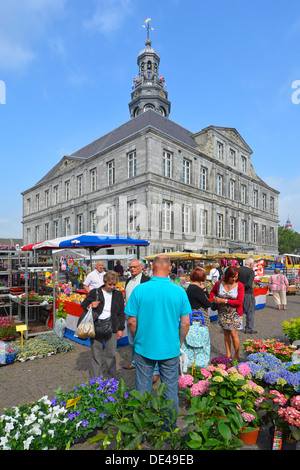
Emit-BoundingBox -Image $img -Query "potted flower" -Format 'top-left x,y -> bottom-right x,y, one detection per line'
0,316 -> 16,341
242,338 -> 296,362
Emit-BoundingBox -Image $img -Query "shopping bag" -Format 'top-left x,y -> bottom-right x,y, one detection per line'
75,307 -> 95,339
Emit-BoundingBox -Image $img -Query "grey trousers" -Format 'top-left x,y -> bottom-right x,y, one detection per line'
243,293 -> 256,331
90,332 -> 118,379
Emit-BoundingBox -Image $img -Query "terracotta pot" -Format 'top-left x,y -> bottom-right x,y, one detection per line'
238,427 -> 261,445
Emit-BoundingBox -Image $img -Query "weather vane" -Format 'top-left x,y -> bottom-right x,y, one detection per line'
142,18 -> 154,41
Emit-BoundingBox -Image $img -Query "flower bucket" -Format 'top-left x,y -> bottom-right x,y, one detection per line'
238,427 -> 261,445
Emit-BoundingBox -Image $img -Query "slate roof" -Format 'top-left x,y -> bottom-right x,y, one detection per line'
71,109 -> 198,159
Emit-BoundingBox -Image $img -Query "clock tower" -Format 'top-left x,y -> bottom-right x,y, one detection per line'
129,20 -> 171,118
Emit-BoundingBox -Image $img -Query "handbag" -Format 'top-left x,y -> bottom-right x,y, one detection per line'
210,302 -> 218,311
93,289 -> 113,340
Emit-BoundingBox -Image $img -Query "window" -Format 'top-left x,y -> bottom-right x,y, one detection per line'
262,193 -> 266,211
26,227 -> 31,244
182,205 -> 191,234
229,217 -> 235,240
90,211 -> 97,233
252,223 -> 258,243
35,225 -> 40,243
107,206 -> 116,233
77,175 -> 83,197
241,156 -> 247,172
183,158 -> 191,184
45,223 -> 49,240
162,151 -> 172,178
36,194 -> 40,211
241,185 -> 246,204
128,151 -> 136,178
54,220 -> 58,238
107,160 -> 115,186
217,141 -> 224,159
270,197 -> 274,214
230,149 -> 236,166
262,225 -> 266,245
27,198 -> 31,215
216,214 -> 224,238
64,217 -> 71,236
270,227 -> 274,245
200,209 -> 207,236
162,201 -> 172,231
90,168 -> 97,192
200,167 -> 207,190
45,190 -> 49,208
241,219 -> 246,242
54,186 -> 59,205
217,175 -> 223,196
65,181 -> 70,201
253,189 -> 258,208
128,201 -> 136,231
77,214 -> 83,234
229,180 -> 235,200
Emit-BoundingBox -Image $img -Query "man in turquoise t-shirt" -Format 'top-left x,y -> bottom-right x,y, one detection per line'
125,255 -> 190,414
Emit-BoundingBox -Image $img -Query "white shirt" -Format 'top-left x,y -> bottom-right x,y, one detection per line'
209,268 -> 219,281
125,272 -> 143,300
83,269 -> 106,290
99,290 -> 112,320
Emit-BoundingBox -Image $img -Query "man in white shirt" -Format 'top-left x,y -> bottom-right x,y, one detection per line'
83,261 -> 106,294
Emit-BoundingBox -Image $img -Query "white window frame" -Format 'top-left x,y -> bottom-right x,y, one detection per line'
128,201 -> 137,231
77,214 -> 83,234
107,206 -> 116,233
217,141 -> 224,159
200,209 -> 207,236
162,201 -> 172,231
64,217 -> 71,236
229,217 -> 235,240
253,189 -> 258,208
90,168 -> 97,192
128,151 -> 136,178
229,180 -> 235,200
90,211 -> 97,233
241,219 -> 246,242
107,160 -> 115,186
217,174 -> 223,196
200,167 -> 207,190
241,156 -> 247,172
182,205 -> 191,234
162,151 -> 172,178
65,181 -> 70,201
54,186 -> 59,205
183,158 -> 191,184
77,175 -> 83,197
216,214 -> 224,238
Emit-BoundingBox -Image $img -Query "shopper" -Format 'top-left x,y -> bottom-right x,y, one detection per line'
79,271 -> 125,379
211,266 -> 245,361
238,258 -> 257,334
268,268 -> 289,310
186,267 -> 211,326
113,260 -> 124,277
83,261 -> 106,294
209,263 -> 220,285
125,255 -> 190,417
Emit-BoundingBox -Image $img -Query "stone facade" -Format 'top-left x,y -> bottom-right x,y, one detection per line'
21,39 -> 279,260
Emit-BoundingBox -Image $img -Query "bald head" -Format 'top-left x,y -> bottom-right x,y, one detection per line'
152,255 -> 171,277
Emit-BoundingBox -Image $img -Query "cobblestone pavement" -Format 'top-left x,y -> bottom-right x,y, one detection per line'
0,294 -> 299,451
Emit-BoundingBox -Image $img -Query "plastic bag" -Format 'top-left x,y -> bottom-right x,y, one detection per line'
75,307 -> 95,339
179,348 -> 189,375
54,318 -> 66,338
0,341 -> 6,364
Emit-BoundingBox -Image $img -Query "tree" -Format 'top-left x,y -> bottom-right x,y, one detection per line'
278,226 -> 300,254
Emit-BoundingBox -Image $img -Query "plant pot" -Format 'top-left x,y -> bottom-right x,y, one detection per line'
238,427 -> 261,445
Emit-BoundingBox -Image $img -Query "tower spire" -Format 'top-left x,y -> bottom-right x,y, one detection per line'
142,18 -> 154,44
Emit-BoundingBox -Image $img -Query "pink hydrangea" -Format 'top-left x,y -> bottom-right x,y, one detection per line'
206,365 -> 216,372
237,363 -> 251,377
178,374 -> 194,389
190,380 -> 210,397
269,390 -> 288,406
291,395 -> 300,411
241,412 -> 256,422
278,406 -> 300,427
200,368 -> 212,379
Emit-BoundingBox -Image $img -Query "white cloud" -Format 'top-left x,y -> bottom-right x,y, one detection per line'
0,0 -> 66,70
83,0 -> 133,35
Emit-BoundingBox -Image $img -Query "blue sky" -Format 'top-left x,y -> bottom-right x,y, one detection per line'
1,0 -> 300,239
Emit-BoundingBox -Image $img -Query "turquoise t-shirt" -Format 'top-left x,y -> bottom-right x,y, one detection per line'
125,276 -> 191,360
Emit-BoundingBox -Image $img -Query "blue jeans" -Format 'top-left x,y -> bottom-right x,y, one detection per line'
134,352 -> 179,414
127,320 -> 159,374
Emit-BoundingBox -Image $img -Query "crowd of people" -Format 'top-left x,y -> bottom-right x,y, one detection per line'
76,255 -> 290,424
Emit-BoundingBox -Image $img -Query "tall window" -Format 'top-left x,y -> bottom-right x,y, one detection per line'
54,220 -> 58,238
241,185 -> 246,204
183,158 -> 191,184
64,217 -> 71,236
270,197 -> 274,213
262,193 -> 266,211
77,214 -> 83,234
182,205 -> 191,234
270,227 -> 275,245
200,209 -> 207,235
77,175 -> 83,197
229,217 -> 235,240
230,149 -> 236,166
217,175 -> 223,196
162,151 -> 172,177
27,198 -> 31,215
90,168 -> 97,192
253,189 -> 258,208
107,206 -> 116,233
200,167 -> 207,190
90,211 -> 97,233
45,223 -> 49,240
65,181 -> 70,201
162,201 -> 172,231
229,180 -> 235,200
45,190 -> 49,208
128,151 -> 136,178
36,194 -> 40,211
107,160 -> 115,186
241,219 -> 246,242
54,186 -> 59,205
128,201 -> 136,231
241,156 -> 247,172
262,225 -> 266,245
216,214 -> 223,238
217,141 -> 224,159
252,223 -> 258,243
35,225 -> 40,243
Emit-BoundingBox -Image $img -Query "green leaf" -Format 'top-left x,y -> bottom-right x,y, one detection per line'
125,433 -> 143,450
118,378 -> 127,398
115,422 -> 138,434
218,422 -> 232,442
189,431 -> 202,442
133,410 -> 145,431
187,439 -> 203,449
157,382 -> 167,397
129,389 -> 145,402
150,396 -> 160,410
